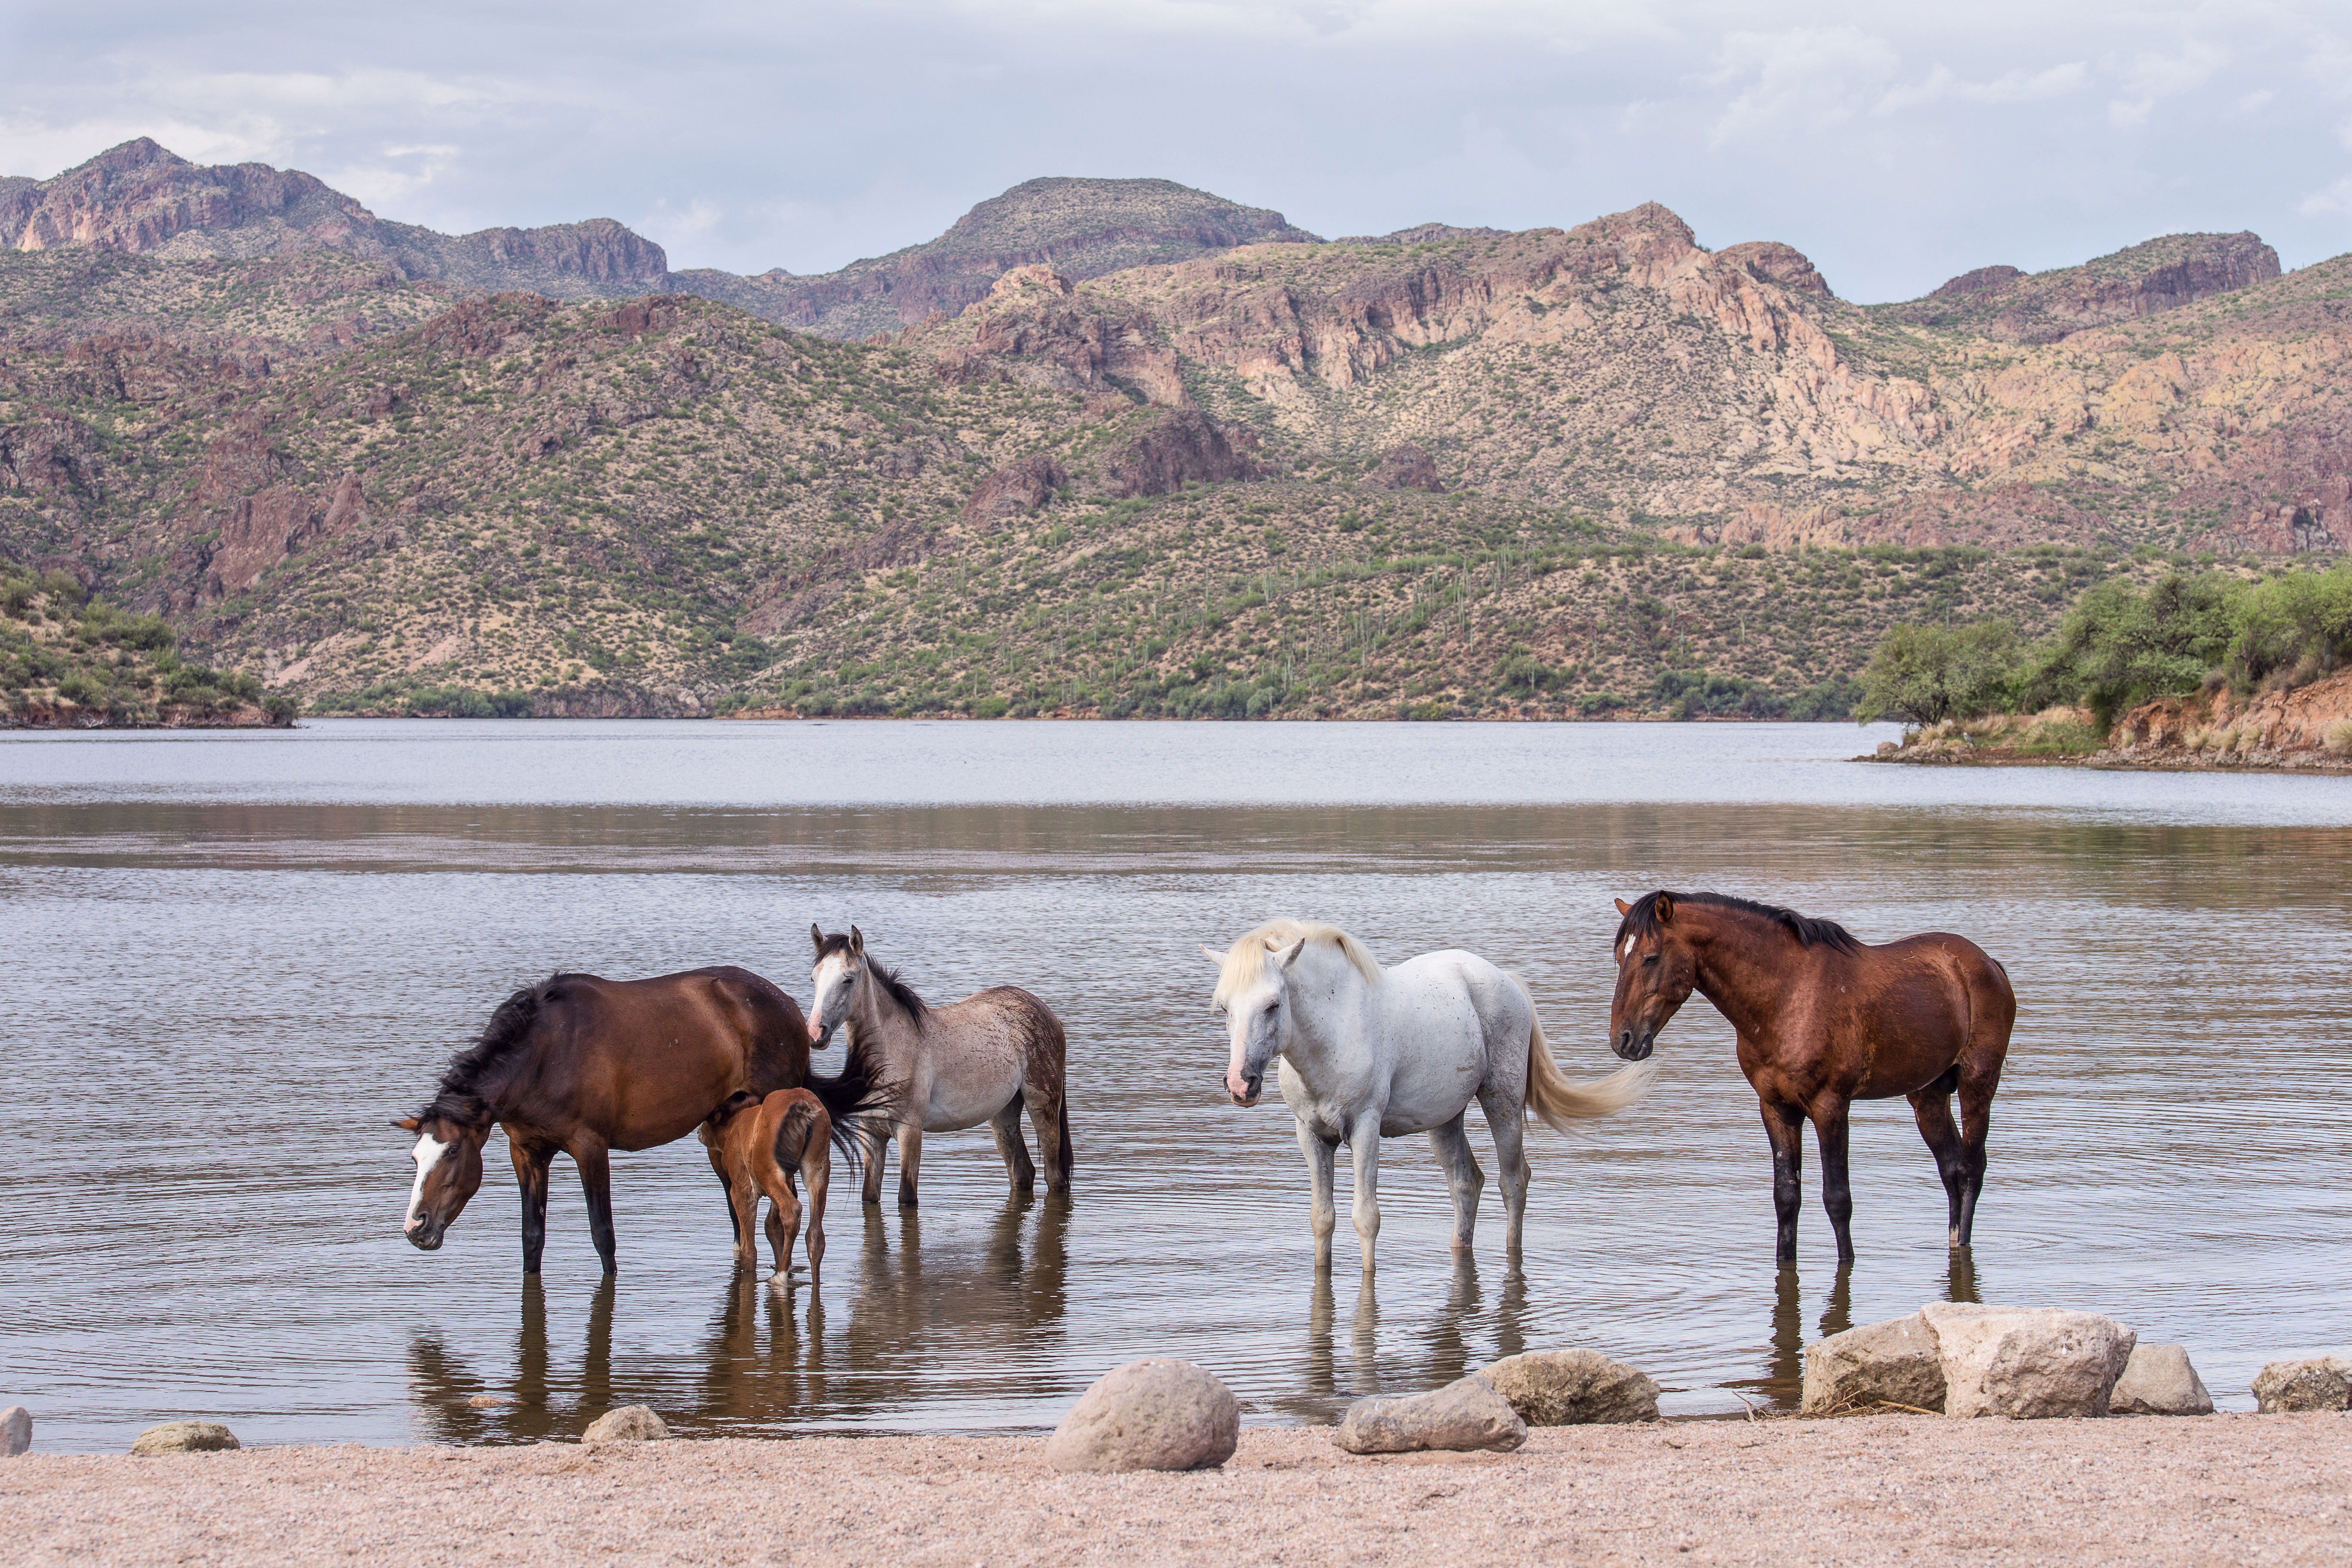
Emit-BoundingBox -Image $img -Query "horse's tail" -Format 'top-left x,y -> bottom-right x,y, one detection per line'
804,1031 -> 905,1158
771,1095 -> 826,1174
1507,972 -> 1657,1134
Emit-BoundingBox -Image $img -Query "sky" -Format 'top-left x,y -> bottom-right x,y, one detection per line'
3,1 -> 2351,303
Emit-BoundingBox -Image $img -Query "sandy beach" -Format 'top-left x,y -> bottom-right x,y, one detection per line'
7,1415 -> 2349,1566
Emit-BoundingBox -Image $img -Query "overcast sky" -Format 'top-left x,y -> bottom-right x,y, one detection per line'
4,1 -> 2350,302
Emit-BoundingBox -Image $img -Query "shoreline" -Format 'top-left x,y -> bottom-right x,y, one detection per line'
1862,747 -> 2352,775
6,1418 -> 2347,1565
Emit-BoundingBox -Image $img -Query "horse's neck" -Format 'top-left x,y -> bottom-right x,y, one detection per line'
1280,962 -> 1375,1080
850,976 -> 921,1067
1689,913 -> 1800,1038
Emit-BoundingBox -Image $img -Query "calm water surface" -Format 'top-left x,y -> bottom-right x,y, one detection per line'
2,720 -> 2347,1452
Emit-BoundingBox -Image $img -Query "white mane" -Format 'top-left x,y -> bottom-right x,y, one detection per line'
1211,919 -> 1382,1006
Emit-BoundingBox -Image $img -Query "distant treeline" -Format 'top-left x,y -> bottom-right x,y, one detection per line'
1,565 -> 295,726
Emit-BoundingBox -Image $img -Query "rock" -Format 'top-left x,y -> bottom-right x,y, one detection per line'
1330,1374 -> 1528,1455
959,453 -> 1069,526
1919,1304 -> 2135,1419
1480,1350 -> 1659,1425
581,1405 -> 669,1442
131,1421 -> 240,1454
2251,1357 -> 2352,1414
2109,1344 -> 2214,1416
1044,1359 -> 1238,1473
1099,410 -> 1260,499
1802,1312 -> 1948,1414
1363,443 -> 1443,493
1,1406 -> 28,1456
466,1394 -> 511,1409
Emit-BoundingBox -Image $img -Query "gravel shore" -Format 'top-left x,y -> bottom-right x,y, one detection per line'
7,1415 -> 2348,1565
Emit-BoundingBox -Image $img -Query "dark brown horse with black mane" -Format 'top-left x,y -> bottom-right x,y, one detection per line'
397,966 -> 891,1276
1608,891 -> 2014,1263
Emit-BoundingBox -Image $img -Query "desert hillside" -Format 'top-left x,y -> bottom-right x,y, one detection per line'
1,144 -> 2344,719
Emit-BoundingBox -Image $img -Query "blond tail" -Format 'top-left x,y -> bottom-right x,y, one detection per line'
1509,973 -> 1658,1135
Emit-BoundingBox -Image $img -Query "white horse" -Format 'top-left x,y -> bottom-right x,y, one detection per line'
1206,919 -> 1655,1272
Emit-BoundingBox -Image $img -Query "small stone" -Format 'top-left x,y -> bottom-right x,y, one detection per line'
131,1421 -> 240,1454
1,1407 -> 28,1457
581,1405 -> 669,1442
1920,1304 -> 2135,1419
1331,1374 -> 1527,1455
1045,1359 -> 1238,1473
2251,1357 -> 2352,1414
1481,1350 -> 1660,1424
2110,1344 -> 2215,1416
467,1394 -> 511,1409
1802,1313 -> 1947,1414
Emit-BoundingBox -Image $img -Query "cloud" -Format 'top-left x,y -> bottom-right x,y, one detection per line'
2298,175 -> 2352,217
1875,62 -> 2086,115
1706,26 -> 1901,147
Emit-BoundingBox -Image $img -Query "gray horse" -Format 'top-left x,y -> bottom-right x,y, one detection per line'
808,925 -> 1071,1208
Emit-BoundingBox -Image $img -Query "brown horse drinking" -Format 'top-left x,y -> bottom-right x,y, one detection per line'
1607,891 -> 2014,1263
704,1088 -> 840,1287
397,966 -> 888,1275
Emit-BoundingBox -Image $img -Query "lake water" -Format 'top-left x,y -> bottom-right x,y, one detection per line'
2,720 -> 2348,1452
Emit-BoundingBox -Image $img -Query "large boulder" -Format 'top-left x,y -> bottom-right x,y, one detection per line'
1802,1313 -> 1947,1414
2110,1344 -> 2214,1416
1044,1359 -> 1238,1473
1480,1350 -> 1659,1425
131,1421 -> 240,1454
2251,1357 -> 2352,1414
1331,1374 -> 1527,1455
581,1405 -> 669,1442
1920,1304 -> 2135,1419
1,1406 -> 28,1457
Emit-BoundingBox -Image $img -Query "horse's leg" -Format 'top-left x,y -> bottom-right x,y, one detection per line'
511,1141 -> 554,1277
989,1095 -> 1036,1197
801,1142 -> 829,1288
1477,1086 -> 1531,1255
1954,1070 -> 1998,1248
1908,1076 -> 1971,1247
764,1169 -> 802,1286
895,1123 -> 923,1210
727,1167 -> 762,1275
1024,1079 -> 1069,1197
701,1136 -> 743,1260
1427,1113 -> 1485,1255
859,1117 -> 889,1207
1295,1117 -> 1338,1271
1812,1100 -> 1856,1264
1347,1114 -> 1384,1274
1759,1098 -> 1806,1263
575,1140 -> 619,1276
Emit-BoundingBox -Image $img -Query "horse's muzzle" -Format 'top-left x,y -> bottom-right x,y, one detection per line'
406,1223 -> 445,1251
1613,1027 -> 1656,1062
809,1020 -> 836,1050
1229,1072 -> 1263,1107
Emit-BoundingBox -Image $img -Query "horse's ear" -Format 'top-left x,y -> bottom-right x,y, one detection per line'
849,924 -> 864,955
394,1116 -> 420,1132
1614,897 -> 1631,916
1275,937 -> 1308,971
810,922 -> 824,951
1654,894 -> 1675,924
1200,945 -> 1226,968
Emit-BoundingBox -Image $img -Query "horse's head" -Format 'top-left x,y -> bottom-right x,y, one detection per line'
1204,933 -> 1307,1107
395,1107 -> 490,1251
1609,892 -> 1698,1061
808,922 -> 865,1048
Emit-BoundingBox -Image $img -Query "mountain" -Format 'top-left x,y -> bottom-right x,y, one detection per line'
3,143 -> 1317,343
671,177 -> 1320,339
2,150 -> 2345,720
2,139 -> 668,300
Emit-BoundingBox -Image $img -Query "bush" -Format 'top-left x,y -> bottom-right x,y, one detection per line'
1857,620 -> 2020,728
1653,669 -> 1781,719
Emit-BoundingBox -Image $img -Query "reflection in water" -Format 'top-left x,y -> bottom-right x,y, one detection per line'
1280,1255 -> 1533,1424
1734,1264 -> 1853,1409
1946,1248 -> 1981,1306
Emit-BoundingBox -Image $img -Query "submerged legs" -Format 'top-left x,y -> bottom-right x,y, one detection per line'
1428,1114 -> 1486,1254
858,1118 -> 890,1206
1348,1115 -> 1383,1274
1812,1102 -> 1856,1264
989,1096 -> 1037,1197
1909,1084 -> 1973,1248
575,1140 -> 618,1276
511,1141 -> 554,1276
1295,1118 -> 1338,1271
1478,1087 -> 1532,1254
895,1123 -> 923,1209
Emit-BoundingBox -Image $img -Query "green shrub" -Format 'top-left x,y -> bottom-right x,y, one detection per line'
1857,620 -> 2020,728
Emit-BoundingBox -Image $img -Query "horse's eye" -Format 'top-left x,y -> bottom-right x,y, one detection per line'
1263,1002 -> 1279,1016
1642,955 -> 1659,967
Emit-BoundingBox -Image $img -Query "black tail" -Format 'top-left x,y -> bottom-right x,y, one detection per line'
1056,1089 -> 1074,1182
805,1034 -> 904,1159
771,1097 -> 823,1170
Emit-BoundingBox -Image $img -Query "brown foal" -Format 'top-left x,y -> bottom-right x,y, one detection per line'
704,1088 -> 835,1286
1607,891 -> 2014,1263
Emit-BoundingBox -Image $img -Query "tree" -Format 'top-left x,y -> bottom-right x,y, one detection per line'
1856,620 -> 2020,729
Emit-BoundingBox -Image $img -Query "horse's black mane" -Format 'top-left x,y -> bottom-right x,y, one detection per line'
416,973 -> 578,1126
1614,891 -> 1862,954
815,932 -> 930,1023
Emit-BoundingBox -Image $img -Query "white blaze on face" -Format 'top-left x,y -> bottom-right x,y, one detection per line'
1622,934 -> 1638,961
810,953 -> 850,1035
406,1132 -> 450,1230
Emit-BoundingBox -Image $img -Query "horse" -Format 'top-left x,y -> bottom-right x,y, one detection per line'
397,966 -> 890,1275
1605,890 -> 2015,1264
703,1087 -> 841,1287
1205,919 -> 1655,1273
807,925 -> 1071,1209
